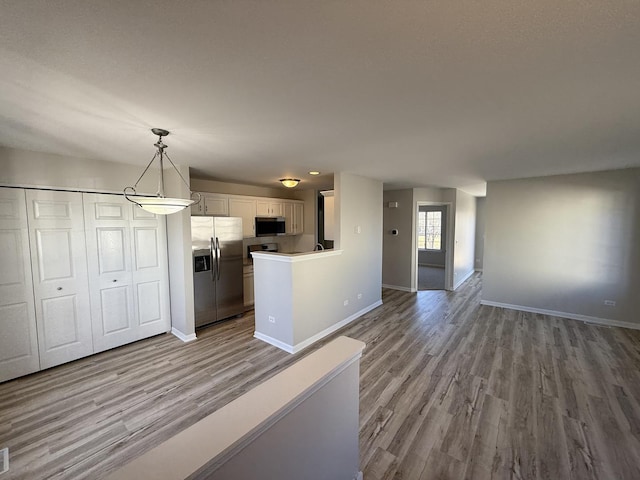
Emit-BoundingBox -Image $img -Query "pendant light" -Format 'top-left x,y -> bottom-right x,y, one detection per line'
280,178 -> 300,188
124,128 -> 200,215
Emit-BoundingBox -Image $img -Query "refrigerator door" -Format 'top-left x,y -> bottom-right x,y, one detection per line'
193,249 -> 217,328
213,217 -> 245,321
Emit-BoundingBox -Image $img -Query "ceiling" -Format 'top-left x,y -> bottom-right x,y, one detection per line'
1,1 -> 639,196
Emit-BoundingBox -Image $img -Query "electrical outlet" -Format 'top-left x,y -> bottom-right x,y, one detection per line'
268,315 -> 276,323
343,299 -> 349,306
603,300 -> 616,307
357,293 -> 362,300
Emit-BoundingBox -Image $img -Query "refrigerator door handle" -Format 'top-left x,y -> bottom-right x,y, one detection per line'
215,237 -> 221,280
210,237 -> 218,280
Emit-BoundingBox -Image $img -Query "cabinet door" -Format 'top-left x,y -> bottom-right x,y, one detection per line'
0,188 -> 40,382
204,194 -> 229,216
283,202 -> 294,235
243,272 -> 254,308
130,203 -> 171,340
256,200 -> 270,217
294,203 -> 304,234
229,198 -> 257,238
190,195 -> 205,215
26,190 -> 93,369
84,194 -> 137,352
270,201 -> 283,217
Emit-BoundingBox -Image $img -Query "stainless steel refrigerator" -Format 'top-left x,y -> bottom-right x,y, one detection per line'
192,216 -> 244,328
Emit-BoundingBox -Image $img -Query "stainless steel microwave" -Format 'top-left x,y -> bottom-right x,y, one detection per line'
255,216 -> 286,237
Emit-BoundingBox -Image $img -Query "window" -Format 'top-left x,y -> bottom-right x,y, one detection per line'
418,210 -> 442,250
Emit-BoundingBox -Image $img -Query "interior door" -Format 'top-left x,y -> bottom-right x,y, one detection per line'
26,189 -> 93,369
84,193 -> 137,352
0,187 -> 40,382
130,204 -> 170,339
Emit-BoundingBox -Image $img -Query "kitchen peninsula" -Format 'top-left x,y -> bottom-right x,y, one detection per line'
252,249 -> 360,353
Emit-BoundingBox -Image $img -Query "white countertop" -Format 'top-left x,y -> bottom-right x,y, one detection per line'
251,249 -> 342,263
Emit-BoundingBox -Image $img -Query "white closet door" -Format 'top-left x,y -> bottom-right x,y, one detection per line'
0,188 -> 40,382
26,190 -> 93,369
130,204 -> 170,339
84,194 -> 137,352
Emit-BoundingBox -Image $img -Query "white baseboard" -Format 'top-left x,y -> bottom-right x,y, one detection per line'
254,300 -> 384,354
253,332 -> 295,353
171,327 -> 197,343
382,283 -> 416,293
453,269 -> 475,290
480,300 -> 640,331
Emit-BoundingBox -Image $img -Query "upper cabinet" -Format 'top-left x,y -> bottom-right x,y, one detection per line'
196,192 -> 304,238
228,197 -> 257,238
191,193 -> 229,216
256,200 -> 283,217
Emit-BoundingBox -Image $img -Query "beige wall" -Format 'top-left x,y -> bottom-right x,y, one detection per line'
453,189 -> 476,288
474,197 -> 486,270
382,189 -> 414,289
0,145 -> 158,194
482,168 -> 640,327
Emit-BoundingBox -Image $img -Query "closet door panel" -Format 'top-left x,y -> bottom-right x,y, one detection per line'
84,194 -> 137,353
130,204 -> 170,339
0,187 -> 40,382
26,190 -> 93,369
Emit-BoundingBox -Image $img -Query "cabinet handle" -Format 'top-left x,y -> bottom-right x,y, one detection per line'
57,287 -> 62,291
113,279 -> 118,282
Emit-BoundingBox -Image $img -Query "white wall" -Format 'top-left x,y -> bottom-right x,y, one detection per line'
474,197 -> 486,270
335,172 -> 383,313
382,189 -> 414,290
453,189 -> 476,288
482,168 -> 640,327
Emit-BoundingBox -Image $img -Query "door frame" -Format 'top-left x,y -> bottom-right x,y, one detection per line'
414,202 -> 454,291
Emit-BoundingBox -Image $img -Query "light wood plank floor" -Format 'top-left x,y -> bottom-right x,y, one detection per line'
1,273 -> 640,479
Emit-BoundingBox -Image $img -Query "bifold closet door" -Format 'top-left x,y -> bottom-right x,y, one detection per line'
26,189 -> 93,369
84,194 -> 170,352
83,194 -> 137,352
0,187 -> 40,382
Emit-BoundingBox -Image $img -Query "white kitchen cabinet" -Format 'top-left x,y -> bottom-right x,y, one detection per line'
84,194 -> 170,353
229,197 -> 257,238
26,189 -> 94,369
0,188 -> 40,382
283,202 -> 295,235
256,200 -> 283,217
283,201 -> 304,235
191,193 -> 229,216
293,202 -> 304,234
243,265 -> 254,308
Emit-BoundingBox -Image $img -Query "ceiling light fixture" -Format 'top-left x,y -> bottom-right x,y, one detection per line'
308,171 -> 320,175
124,128 -> 200,215
280,178 -> 300,188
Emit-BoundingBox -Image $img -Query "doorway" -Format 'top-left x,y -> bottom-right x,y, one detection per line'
416,204 -> 451,290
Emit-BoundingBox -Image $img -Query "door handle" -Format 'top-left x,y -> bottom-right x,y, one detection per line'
215,237 -> 221,280
211,237 -> 216,281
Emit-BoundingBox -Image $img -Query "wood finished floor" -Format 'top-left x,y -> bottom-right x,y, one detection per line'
1,273 -> 640,479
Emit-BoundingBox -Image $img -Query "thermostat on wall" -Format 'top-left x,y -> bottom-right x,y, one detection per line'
388,201 -> 398,208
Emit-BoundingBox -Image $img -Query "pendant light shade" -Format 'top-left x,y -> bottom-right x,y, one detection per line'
280,178 -> 300,188
124,129 -> 200,215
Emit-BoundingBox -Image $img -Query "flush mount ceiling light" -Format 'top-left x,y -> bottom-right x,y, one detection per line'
280,178 -> 300,188
124,128 -> 200,215
308,171 -> 320,175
